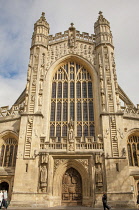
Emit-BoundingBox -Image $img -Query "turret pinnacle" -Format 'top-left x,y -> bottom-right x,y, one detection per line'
31,12 -> 50,48
34,12 -> 49,30
94,11 -> 113,46
95,11 -> 110,27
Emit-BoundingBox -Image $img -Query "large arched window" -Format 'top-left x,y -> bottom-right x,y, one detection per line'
50,61 -> 95,139
0,138 -> 18,167
127,135 -> 139,166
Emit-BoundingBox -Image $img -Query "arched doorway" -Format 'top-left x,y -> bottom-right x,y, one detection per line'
62,167 -> 82,206
0,182 -> 9,191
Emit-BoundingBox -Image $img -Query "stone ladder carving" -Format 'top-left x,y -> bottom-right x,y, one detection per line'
110,116 -> 119,157
103,46 -> 119,157
29,73 -> 37,113
24,116 -> 33,158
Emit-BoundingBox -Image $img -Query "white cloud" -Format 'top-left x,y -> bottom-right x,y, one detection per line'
0,0 -> 139,107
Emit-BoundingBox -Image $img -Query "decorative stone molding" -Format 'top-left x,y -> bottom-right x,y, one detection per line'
54,159 -> 67,173
75,159 -> 89,172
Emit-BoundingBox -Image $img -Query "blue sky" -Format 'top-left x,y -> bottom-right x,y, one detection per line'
0,0 -> 139,107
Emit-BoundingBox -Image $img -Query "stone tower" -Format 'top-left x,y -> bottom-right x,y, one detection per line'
0,12 -> 139,208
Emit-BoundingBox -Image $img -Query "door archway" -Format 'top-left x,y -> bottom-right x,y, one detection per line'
0,181 -> 9,191
62,167 -> 82,206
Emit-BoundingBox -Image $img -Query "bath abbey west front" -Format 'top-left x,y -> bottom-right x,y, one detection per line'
0,11 -> 139,208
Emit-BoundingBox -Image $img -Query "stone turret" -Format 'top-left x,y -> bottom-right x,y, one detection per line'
94,11 -> 113,46
31,12 -> 50,48
94,12 -> 120,158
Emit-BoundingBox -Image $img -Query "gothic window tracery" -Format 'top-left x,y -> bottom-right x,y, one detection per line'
0,138 -> 18,167
50,61 -> 95,139
127,135 -> 139,166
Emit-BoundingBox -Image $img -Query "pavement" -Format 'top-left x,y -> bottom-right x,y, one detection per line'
6,206 -> 139,210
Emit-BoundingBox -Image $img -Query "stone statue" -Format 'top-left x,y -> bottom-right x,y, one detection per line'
69,34 -> 75,47
68,119 -> 74,141
38,95 -> 42,106
122,148 -> 126,157
40,66 -> 44,76
41,153 -> 49,164
39,80 -> 43,90
27,67 -> 31,80
95,164 -> 103,184
40,165 -> 47,183
95,154 -> 102,164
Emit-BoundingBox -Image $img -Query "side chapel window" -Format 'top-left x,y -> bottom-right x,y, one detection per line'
127,135 -> 139,166
50,61 -> 95,139
0,138 -> 18,167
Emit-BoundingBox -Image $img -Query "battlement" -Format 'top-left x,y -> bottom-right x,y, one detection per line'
0,104 -> 23,118
48,30 -> 95,44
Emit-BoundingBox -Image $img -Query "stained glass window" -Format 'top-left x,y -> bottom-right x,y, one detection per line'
83,102 -> 88,121
57,102 -> 61,121
70,82 -> 74,98
50,61 -> 95,139
70,102 -> 74,121
77,82 -> 81,98
82,82 -> 87,98
63,82 -> 68,98
63,102 -> 67,121
83,125 -> 88,137
57,82 -> 62,98
52,82 -> 56,98
77,125 -> 82,137
132,144 -> 138,166
62,125 -> 67,137
0,138 -> 18,167
88,82 -> 93,97
77,102 -> 82,121
56,125 -> 61,137
51,102 -> 55,121
50,125 -> 55,137
127,135 -> 139,166
127,144 -> 133,166
89,101 -> 94,121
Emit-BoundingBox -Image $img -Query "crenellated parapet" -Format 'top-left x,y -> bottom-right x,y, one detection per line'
121,105 -> 139,117
0,103 -> 24,118
48,30 -> 95,44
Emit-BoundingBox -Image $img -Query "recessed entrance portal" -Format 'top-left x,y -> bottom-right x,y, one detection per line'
62,167 -> 82,206
0,182 -> 9,191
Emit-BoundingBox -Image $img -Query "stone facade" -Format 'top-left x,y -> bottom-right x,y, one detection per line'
0,12 -> 139,208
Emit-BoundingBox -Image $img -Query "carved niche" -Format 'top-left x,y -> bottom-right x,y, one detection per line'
95,153 -> 103,191
67,119 -> 75,152
39,153 -> 49,192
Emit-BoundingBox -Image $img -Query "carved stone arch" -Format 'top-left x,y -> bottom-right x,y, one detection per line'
53,159 -> 90,199
0,130 -> 19,141
125,128 -> 139,139
47,54 -> 98,82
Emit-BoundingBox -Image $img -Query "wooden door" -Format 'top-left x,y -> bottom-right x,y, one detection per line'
62,167 -> 82,206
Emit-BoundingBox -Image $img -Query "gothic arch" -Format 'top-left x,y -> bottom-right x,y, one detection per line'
47,54 -> 98,80
125,128 -> 139,138
126,128 -> 139,166
0,130 -> 18,167
0,130 -> 18,140
53,159 -> 90,199
0,181 -> 9,191
43,54 -> 101,140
